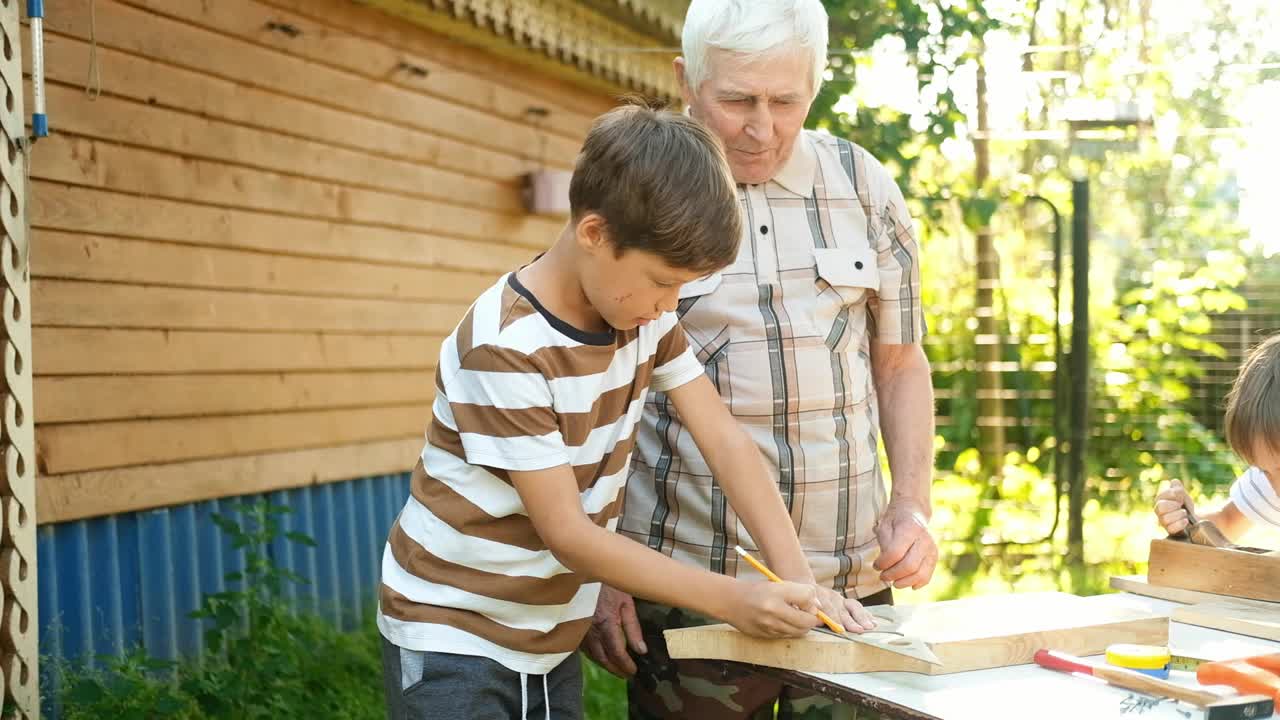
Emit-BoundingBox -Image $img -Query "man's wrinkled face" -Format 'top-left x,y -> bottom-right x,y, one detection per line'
679,48 -> 815,185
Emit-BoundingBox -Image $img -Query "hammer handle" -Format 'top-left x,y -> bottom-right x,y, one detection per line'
1093,665 -> 1223,706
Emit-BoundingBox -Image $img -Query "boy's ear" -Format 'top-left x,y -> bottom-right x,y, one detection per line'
574,212 -> 611,254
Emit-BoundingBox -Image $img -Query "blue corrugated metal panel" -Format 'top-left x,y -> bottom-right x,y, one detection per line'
38,472 -> 412,716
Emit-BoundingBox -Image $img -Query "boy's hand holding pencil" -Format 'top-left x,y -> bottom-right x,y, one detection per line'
721,576 -> 825,639
734,546 -> 877,637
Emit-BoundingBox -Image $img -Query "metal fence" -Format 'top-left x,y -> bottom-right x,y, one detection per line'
37,473 -> 410,717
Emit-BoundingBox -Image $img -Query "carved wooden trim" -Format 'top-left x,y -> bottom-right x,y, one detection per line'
354,0 -> 684,100
0,0 -> 37,713
578,0 -> 686,42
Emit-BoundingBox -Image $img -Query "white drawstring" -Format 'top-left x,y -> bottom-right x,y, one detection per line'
543,672 -> 551,720
520,672 -> 529,719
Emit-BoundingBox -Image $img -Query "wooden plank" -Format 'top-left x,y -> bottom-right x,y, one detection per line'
33,328 -> 443,375
1109,574 -> 1279,606
31,182 -> 541,274
35,371 -> 435,423
124,0 -> 596,141
36,28 -> 542,182
664,592 -> 1170,675
1148,539 -> 1280,603
33,231 -> 501,302
32,79 -> 526,214
259,0 -> 616,120
31,133 -> 562,249
33,278 -> 469,335
1173,600 -> 1280,641
37,405 -> 428,474
42,0 -> 583,164
36,436 -> 422,523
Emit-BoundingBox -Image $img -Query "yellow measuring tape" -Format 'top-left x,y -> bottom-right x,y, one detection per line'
1106,644 -> 1172,677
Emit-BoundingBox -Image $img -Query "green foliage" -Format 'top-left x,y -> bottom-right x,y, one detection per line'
61,651 -> 195,720
810,0 -> 1268,550
54,503 -> 384,720
814,0 -> 1000,190
582,657 -> 628,719
920,450 -> 1158,601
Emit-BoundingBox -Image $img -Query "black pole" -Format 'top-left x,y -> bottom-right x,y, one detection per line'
1067,178 -> 1090,561
1025,195 -> 1065,536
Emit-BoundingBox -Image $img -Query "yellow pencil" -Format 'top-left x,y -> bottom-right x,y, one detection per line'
733,544 -> 846,634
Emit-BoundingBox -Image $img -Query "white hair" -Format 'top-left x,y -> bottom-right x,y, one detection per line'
681,0 -> 829,96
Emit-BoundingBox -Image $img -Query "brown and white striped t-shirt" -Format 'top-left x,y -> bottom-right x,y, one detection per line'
377,272 -> 704,674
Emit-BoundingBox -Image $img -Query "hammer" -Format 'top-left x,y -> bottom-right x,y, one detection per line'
1035,650 -> 1275,719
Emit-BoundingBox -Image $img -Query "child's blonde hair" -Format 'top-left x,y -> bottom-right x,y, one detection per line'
1224,333 -> 1280,465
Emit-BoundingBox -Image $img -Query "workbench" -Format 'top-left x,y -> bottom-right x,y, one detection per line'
736,594 -> 1280,719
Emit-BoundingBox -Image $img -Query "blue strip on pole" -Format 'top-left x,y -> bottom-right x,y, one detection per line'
27,0 -> 43,18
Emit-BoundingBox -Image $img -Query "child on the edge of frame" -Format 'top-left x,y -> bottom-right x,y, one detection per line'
374,102 -> 877,720
1155,333 -> 1280,541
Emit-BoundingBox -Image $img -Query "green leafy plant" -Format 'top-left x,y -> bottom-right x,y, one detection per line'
55,502 -> 384,720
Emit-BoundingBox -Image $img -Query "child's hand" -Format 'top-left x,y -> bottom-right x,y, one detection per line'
725,580 -> 822,639
1155,479 -> 1194,535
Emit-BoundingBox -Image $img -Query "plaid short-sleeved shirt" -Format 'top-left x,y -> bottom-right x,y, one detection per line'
617,131 -> 926,599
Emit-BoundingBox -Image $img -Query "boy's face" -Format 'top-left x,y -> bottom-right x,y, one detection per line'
576,215 -> 711,331
1253,442 -> 1280,488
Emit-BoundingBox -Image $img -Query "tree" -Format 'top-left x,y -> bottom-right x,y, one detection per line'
811,0 -> 1274,588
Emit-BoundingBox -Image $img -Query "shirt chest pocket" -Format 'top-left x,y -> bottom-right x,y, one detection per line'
812,246 -> 878,352
676,273 -> 732,366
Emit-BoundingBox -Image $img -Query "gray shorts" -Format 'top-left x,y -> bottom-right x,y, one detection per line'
380,635 -> 583,720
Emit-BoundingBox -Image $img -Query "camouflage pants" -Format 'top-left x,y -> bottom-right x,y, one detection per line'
627,588 -> 894,720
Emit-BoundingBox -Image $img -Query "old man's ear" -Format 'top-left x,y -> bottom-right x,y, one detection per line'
673,56 -> 696,107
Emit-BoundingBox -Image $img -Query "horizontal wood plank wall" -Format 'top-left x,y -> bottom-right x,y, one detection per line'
33,0 -> 619,523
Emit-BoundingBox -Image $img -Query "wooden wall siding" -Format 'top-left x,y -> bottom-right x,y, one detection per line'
31,0 -> 622,523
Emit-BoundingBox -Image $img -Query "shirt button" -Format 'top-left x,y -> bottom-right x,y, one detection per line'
760,225 -> 769,235
855,260 -> 864,270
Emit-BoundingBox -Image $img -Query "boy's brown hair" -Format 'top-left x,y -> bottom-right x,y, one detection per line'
568,102 -> 741,275
1224,333 -> 1280,465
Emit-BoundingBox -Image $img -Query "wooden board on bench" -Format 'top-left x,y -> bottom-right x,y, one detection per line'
1172,600 -> 1280,641
664,592 -> 1170,675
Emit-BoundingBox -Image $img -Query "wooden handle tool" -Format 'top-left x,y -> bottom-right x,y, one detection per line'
1035,650 -> 1275,719
1179,499 -> 1237,549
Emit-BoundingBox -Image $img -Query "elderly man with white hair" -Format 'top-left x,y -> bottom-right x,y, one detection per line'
583,1 -> 939,717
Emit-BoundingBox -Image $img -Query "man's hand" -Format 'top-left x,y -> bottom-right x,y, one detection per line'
873,501 -> 938,590
581,585 -> 646,677
813,585 -> 876,632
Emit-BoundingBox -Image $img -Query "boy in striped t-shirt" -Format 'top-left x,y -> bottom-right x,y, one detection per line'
1156,333 -> 1280,538
377,105 -> 876,720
